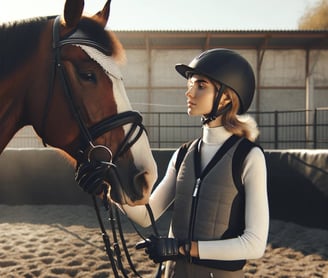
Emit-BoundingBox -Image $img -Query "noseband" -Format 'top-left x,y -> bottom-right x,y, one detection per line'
41,16 -> 145,164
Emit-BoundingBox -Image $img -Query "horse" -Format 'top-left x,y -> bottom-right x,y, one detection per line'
0,0 -> 157,206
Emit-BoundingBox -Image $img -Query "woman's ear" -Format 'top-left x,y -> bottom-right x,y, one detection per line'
218,93 -> 232,109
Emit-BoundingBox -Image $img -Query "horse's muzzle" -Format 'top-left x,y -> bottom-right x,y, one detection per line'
106,168 -> 152,205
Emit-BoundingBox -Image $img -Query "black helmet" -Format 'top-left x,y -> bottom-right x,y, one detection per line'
175,48 -> 255,115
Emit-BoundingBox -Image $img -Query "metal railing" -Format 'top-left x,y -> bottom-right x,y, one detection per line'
142,108 -> 328,149
6,108 -> 328,150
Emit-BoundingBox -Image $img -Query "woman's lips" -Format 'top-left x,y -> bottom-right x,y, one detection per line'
187,101 -> 195,107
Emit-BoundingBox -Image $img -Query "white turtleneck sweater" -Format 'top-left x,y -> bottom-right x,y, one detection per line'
123,126 -> 269,260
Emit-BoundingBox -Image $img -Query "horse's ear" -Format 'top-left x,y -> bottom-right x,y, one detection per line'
63,0 -> 84,28
93,0 -> 111,28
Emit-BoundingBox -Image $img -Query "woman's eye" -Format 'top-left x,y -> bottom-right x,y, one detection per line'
198,82 -> 205,89
79,72 -> 96,83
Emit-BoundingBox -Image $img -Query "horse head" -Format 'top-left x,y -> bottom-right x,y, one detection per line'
0,0 -> 157,205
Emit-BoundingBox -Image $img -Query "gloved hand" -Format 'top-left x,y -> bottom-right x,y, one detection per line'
136,235 -> 180,263
75,161 -> 108,195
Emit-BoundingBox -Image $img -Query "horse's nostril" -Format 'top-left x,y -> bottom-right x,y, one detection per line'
130,171 -> 152,205
134,171 -> 147,190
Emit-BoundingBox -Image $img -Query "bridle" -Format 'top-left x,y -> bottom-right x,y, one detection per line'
40,16 -> 161,277
41,16 -> 145,165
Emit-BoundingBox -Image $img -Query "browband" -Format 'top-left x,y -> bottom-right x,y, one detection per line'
53,16 -> 112,55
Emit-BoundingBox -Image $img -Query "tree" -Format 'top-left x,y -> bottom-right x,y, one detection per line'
298,0 -> 328,29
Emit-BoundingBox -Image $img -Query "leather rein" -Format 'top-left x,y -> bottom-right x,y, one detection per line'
40,16 -> 160,277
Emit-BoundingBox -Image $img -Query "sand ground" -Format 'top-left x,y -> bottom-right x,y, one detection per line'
0,205 -> 327,278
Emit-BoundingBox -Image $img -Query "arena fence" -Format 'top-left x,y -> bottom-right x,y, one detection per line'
1,147 -> 327,230
6,108 -> 328,150
143,108 -> 328,149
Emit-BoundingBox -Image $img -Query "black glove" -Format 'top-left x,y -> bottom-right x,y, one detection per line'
136,235 -> 180,263
75,161 -> 108,195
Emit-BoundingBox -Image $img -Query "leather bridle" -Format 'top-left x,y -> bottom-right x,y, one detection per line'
40,16 -> 161,277
41,16 -> 145,164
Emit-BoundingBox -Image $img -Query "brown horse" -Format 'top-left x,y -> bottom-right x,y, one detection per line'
0,0 -> 157,205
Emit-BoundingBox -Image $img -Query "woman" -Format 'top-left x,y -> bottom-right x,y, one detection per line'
77,48 -> 269,278
124,48 -> 269,278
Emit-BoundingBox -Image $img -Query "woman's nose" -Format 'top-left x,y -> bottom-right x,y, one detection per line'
185,86 -> 194,97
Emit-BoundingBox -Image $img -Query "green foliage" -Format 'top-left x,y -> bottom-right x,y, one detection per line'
298,0 -> 328,30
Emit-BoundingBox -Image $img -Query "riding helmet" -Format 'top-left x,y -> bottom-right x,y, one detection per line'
175,48 -> 255,114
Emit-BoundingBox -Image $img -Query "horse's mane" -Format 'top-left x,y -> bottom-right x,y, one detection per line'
0,16 -> 125,79
0,17 -> 49,79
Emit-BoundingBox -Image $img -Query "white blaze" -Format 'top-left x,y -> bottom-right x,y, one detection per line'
76,44 -> 132,112
75,44 -> 157,190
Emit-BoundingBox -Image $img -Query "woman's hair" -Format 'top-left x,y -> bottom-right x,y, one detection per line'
221,87 -> 259,142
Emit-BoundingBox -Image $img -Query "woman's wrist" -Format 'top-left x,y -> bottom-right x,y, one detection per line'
179,241 -> 199,258
190,241 -> 199,257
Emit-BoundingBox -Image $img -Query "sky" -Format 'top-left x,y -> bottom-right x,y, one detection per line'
0,0 -> 321,30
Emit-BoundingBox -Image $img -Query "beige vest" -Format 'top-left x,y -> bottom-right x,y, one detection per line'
168,136 -> 258,272
172,138 -> 245,241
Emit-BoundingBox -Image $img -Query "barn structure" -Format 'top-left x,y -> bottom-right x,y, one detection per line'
8,29 -> 328,149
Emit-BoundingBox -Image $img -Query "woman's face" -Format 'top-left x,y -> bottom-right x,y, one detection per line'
185,74 -> 216,116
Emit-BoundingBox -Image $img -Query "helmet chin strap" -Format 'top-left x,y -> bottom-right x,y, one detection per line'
201,84 -> 231,125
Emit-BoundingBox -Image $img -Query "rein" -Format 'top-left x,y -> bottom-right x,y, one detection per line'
42,16 -> 161,277
92,193 -> 161,278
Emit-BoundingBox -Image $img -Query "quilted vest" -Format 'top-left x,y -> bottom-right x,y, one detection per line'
172,135 -> 248,270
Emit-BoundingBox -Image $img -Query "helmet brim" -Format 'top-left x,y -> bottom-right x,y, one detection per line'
175,64 -> 196,79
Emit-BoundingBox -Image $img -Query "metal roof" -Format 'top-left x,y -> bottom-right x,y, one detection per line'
113,30 -> 328,50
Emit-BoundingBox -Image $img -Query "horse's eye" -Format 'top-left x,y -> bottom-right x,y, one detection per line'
79,72 -> 96,83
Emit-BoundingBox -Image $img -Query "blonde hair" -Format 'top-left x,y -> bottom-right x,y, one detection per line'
221,88 -> 259,142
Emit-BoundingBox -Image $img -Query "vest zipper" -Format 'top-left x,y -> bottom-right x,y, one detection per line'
188,177 -> 202,262
193,178 -> 201,197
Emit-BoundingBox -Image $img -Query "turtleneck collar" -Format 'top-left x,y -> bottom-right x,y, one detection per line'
202,125 -> 232,145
